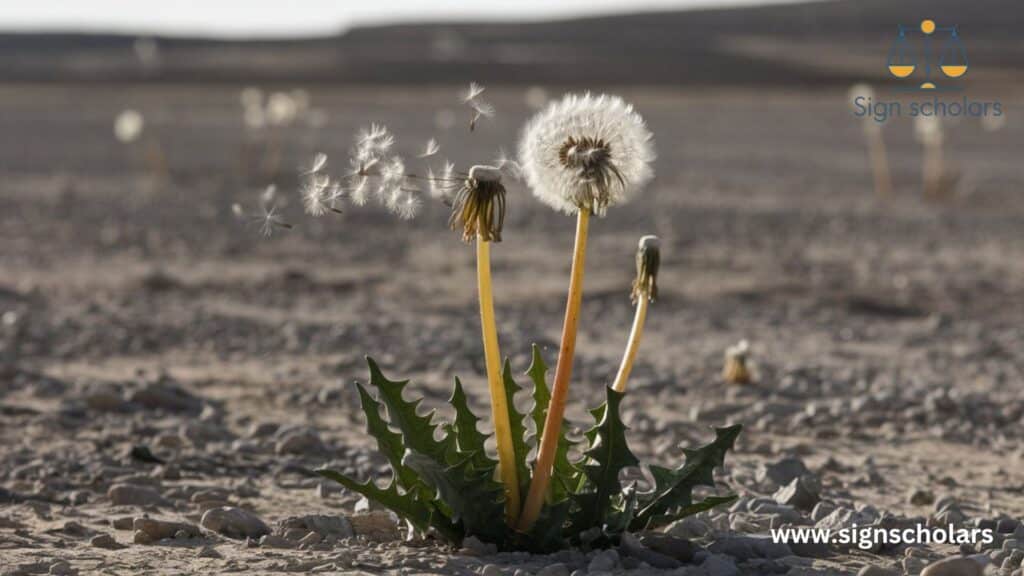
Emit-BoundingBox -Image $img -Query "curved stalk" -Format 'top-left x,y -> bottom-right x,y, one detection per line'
611,296 -> 649,393
477,237 -> 520,523
517,209 -> 591,531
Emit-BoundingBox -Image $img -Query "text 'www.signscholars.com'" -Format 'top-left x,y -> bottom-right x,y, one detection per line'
770,524 -> 994,550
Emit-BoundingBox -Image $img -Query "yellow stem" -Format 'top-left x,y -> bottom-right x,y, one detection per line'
477,237 -> 520,524
517,209 -> 591,532
611,296 -> 649,393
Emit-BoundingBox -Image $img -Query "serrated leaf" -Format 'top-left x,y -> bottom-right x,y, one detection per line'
354,381 -> 420,492
630,424 -> 742,530
446,377 -> 497,473
644,495 -> 739,528
403,450 -> 507,544
367,357 -> 454,465
568,386 -> 639,534
527,344 -> 581,501
314,468 -> 460,542
501,358 -> 531,498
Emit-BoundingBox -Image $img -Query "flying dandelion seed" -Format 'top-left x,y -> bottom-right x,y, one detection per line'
418,138 -> 441,158
427,161 -> 459,202
302,173 -> 333,216
462,82 -> 495,131
114,110 -> 145,143
266,92 -> 298,127
519,93 -> 655,216
394,190 -> 423,220
301,152 -> 328,175
235,185 -> 292,237
463,82 -> 485,103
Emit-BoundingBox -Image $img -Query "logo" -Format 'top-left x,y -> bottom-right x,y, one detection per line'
850,18 -> 1001,124
888,19 -> 968,91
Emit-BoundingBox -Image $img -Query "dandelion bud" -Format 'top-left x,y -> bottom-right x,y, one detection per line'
723,340 -> 753,385
631,235 -> 660,304
449,165 -> 507,243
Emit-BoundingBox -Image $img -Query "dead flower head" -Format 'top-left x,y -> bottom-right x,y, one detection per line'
631,235 -> 660,304
449,165 -> 507,243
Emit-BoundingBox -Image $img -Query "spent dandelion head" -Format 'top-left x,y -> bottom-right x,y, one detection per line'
449,165 -> 507,243
519,93 -> 655,217
631,235 -> 660,304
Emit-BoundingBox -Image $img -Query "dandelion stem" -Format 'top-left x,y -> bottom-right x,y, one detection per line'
517,209 -> 591,532
477,237 -> 521,524
611,295 -> 649,393
866,129 -> 892,198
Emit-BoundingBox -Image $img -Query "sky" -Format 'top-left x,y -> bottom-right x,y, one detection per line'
1,0 -> 797,38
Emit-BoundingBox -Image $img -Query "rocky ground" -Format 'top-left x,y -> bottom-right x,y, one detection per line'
1,83 -> 1023,575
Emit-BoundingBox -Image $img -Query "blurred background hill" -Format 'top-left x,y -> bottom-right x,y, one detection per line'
1,0 -> 1021,86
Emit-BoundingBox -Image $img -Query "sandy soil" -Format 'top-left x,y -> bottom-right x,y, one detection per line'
1,83 -> 1023,575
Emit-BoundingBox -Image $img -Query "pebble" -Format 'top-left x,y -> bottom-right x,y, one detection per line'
998,518 -> 1021,534
638,533 -> 700,562
89,534 -> 123,550
700,553 -> 740,576
773,475 -> 821,510
756,457 -> 810,487
128,378 -> 203,413
47,561 -> 74,576
811,501 -> 837,522
274,428 -> 327,455
481,565 -> 502,576
919,556 -> 985,576
348,511 -> 400,541
107,484 -> 168,507
278,514 -> 354,540
112,517 -> 135,530
857,566 -> 898,576
708,535 -> 791,561
133,517 -> 200,540
460,535 -> 498,556
200,506 -> 270,539
908,488 -> 935,506
665,517 -> 711,540
618,532 -> 681,569
535,563 -> 570,576
259,534 -> 295,548
587,549 -> 619,573
197,546 -> 222,559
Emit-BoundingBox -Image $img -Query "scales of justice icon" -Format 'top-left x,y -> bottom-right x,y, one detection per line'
887,19 -> 968,90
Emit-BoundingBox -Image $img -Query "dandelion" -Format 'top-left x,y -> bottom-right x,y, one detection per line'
302,173 -> 337,216
722,340 -> 753,384
519,93 -> 654,217
449,165 -> 506,242
114,110 -> 145,143
848,84 -> 892,198
611,236 -> 660,393
914,115 -> 947,199
447,164 -> 518,520
517,93 -> 655,531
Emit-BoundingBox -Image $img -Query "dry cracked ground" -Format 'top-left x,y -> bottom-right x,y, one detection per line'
1,83 -> 1024,575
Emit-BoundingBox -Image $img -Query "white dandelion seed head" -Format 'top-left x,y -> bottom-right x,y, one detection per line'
114,109 -> 145,143
267,92 -> 298,126
518,92 -> 655,216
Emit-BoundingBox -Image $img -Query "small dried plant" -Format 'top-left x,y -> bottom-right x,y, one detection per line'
848,84 -> 892,198
914,114 -> 958,199
239,86 -> 741,550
